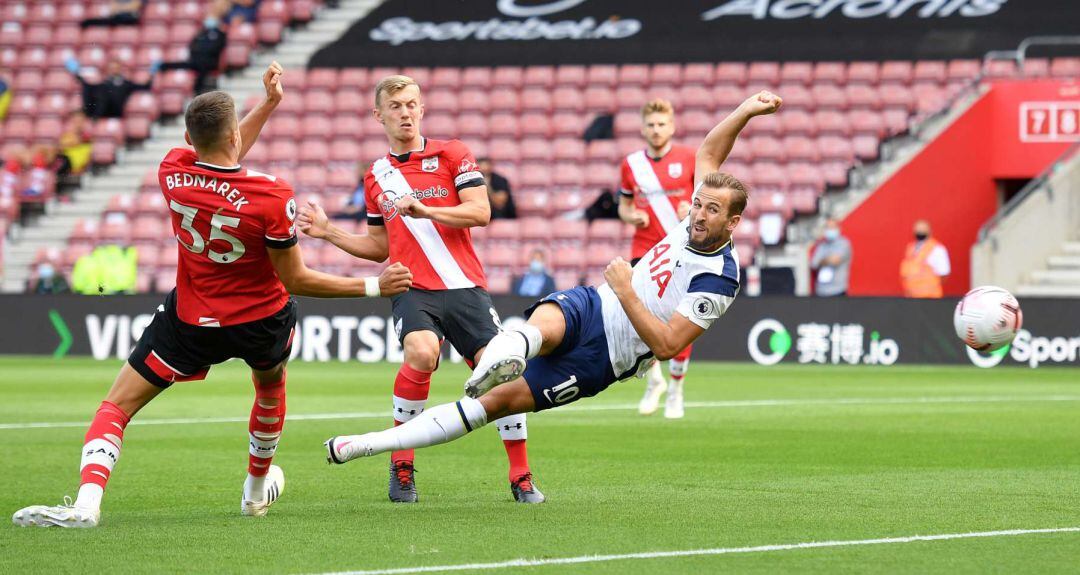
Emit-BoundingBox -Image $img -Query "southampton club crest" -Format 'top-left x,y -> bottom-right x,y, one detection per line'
422,157 -> 439,172
668,162 -> 683,179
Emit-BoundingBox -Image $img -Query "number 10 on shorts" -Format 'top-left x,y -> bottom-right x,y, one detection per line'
543,376 -> 579,405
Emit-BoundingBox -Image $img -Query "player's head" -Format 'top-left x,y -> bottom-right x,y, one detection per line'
373,75 -> 424,144
640,98 -> 675,152
689,172 -> 747,251
913,219 -> 932,240
183,91 -> 240,159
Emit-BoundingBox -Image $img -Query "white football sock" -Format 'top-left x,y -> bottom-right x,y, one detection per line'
495,413 -> 528,441
647,361 -> 665,385
75,483 -> 103,511
364,397 -> 489,454
244,473 -> 266,502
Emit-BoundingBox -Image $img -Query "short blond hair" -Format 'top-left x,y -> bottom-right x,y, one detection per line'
641,98 -> 674,118
700,172 -> 749,216
375,74 -> 420,107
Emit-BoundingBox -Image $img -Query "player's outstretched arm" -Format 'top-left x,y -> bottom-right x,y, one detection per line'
395,185 -> 491,228
695,91 -> 782,187
297,201 -> 390,262
268,244 -> 412,298
237,61 -> 284,162
603,258 -> 705,360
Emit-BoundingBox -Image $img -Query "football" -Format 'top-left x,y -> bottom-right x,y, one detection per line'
953,286 -> 1023,352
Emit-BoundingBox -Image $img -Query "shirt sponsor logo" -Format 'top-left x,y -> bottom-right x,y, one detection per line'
378,186 -> 451,220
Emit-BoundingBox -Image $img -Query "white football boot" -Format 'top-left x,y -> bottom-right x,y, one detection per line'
664,380 -> 685,419
12,496 -> 100,528
325,434 -> 377,464
638,363 -> 668,415
464,332 -> 527,399
240,465 -> 285,517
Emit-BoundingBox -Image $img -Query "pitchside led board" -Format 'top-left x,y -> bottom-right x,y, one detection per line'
310,0 -> 1080,67
1,296 -> 1077,369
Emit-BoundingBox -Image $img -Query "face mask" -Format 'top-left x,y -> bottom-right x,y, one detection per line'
914,232 -> 928,241
204,17 -> 219,29
824,228 -> 839,241
38,264 -> 55,280
529,260 -> 544,274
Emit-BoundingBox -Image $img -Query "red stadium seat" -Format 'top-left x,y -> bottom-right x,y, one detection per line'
551,87 -> 585,112
678,85 -> 713,112
424,90 -> 460,115
340,68 -> 369,90
458,89 -> 490,113
681,63 -> 711,86
585,161 -> 615,189
486,220 -> 520,242
584,86 -> 615,112
783,136 -> 819,162
423,115 -> 457,140
490,90 -> 520,112
880,84 -> 915,111
125,117 -> 153,142
462,67 -> 493,88
588,219 -> 623,242
551,162 -> 584,188
586,140 -> 620,164
401,67 -> 431,86
489,113 -> 520,138
848,109 -> 886,137
747,62 -> 780,85
618,64 -> 650,87
1050,57 -> 1080,78
811,84 -> 853,112
880,61 -> 913,85
516,192 -> 552,218
817,135 -> 855,161
780,110 -> 816,136
775,84 -> 813,111
455,113 -> 489,139
552,138 -> 585,162
853,135 -> 880,160
520,113 -> 551,137
712,85 -> 747,110
520,138 -> 552,161
299,140 -> 331,167
521,88 -> 553,113
882,108 -> 911,136
614,112 -> 640,137
519,164 -> 553,189
813,62 -> 847,84
492,66 -> 524,88
780,62 -> 814,85
124,92 -> 160,121
847,61 -> 880,84
985,59 -> 1018,79
845,84 -> 881,109
523,65 -> 555,88
555,65 -> 587,88
551,112 -> 585,137
615,86 -> 649,112
749,136 -> 785,162
913,61 -> 947,84
587,64 -> 622,87
487,138 -> 520,165
947,59 -> 980,81
430,67 -> 462,89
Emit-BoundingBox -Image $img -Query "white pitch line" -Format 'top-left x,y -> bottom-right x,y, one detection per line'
308,527 -> 1080,575
1,395 -> 1079,431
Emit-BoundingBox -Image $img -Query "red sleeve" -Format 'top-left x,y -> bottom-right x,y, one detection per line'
263,180 -> 298,249
363,169 -> 384,226
446,140 -> 484,191
619,158 -> 635,198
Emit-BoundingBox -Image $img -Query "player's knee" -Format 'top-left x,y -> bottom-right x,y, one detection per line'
404,343 -> 440,372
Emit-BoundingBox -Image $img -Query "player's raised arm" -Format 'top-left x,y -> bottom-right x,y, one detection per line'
267,243 -> 411,298
695,91 -> 782,187
603,258 -> 705,360
297,200 -> 391,262
237,61 -> 284,162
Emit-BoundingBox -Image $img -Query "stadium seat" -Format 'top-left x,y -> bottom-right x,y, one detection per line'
492,66 -> 524,88
947,59 -> 980,81
780,62 -> 814,86
813,62 -> 847,84
555,65 -> 587,88
847,61 -> 880,84
521,88 -> 553,113
880,61 -> 914,85
551,87 -> 586,112
618,64 -> 650,87
489,113 -> 520,138
747,62 -> 780,85
523,65 -> 555,88
491,90 -> 520,112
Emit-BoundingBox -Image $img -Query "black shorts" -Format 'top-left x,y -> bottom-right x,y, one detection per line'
390,287 -> 500,361
129,289 -> 297,389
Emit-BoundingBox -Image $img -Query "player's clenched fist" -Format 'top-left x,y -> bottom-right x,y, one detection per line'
296,200 -> 328,239
628,210 -> 649,229
604,257 -> 634,295
378,262 -> 413,296
739,90 -> 782,118
394,195 -> 430,219
263,61 -> 284,104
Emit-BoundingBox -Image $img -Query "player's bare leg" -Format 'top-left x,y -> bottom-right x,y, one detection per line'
13,363 -> 161,528
387,330 -> 441,503
465,303 -> 565,398
326,379 -> 535,463
241,361 -> 288,517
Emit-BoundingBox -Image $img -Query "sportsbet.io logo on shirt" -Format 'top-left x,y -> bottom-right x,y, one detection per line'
746,318 -> 899,366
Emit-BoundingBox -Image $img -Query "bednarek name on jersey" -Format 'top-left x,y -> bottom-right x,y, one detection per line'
163,171 -> 251,212
597,217 -> 741,379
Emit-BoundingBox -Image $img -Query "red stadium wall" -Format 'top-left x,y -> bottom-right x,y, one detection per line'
842,80 -> 1080,296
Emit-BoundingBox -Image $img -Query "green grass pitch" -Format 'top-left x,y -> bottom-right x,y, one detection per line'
2,357 -> 1078,574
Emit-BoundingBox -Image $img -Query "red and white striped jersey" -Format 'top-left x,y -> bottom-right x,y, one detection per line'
619,145 -> 696,260
364,138 -> 487,291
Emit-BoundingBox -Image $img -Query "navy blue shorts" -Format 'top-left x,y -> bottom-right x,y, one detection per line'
522,286 -> 618,411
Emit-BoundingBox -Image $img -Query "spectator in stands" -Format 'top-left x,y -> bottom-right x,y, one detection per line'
156,13 -> 229,94
66,58 -> 157,119
583,113 -> 614,142
57,112 -> 94,178
72,244 -> 138,295
0,76 -> 10,121
224,0 -> 261,26
900,219 -> 950,298
32,262 -> 71,295
333,162 -> 369,221
81,0 -> 144,28
478,157 -> 516,219
1,153 -> 22,198
585,188 -> 620,222
810,218 -> 852,297
0,147 -> 52,198
512,249 -> 556,298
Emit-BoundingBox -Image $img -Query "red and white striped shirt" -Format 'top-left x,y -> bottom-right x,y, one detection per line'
619,145 -> 696,260
364,138 -> 487,291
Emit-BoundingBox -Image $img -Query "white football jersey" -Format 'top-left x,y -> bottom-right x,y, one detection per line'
597,218 -> 741,379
